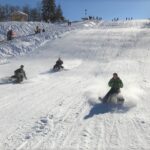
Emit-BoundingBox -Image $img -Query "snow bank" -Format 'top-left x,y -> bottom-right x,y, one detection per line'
0,21 -> 98,59
0,20 -> 149,60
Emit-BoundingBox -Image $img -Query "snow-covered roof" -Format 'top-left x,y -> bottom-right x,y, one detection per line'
11,11 -> 28,16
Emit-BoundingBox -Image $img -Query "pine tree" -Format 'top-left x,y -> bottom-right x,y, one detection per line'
41,0 -> 56,22
41,0 -> 48,22
55,5 -> 64,22
49,0 -> 56,22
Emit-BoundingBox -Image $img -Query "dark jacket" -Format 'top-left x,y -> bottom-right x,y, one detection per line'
108,77 -> 123,89
56,59 -> 63,66
7,30 -> 13,40
15,68 -> 27,79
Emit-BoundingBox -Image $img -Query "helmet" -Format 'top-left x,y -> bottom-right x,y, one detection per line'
113,73 -> 118,76
20,65 -> 24,68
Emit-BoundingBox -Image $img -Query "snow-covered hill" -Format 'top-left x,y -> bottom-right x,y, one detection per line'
0,21 -> 97,60
0,20 -> 150,150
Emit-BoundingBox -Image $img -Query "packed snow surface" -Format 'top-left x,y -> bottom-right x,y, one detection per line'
0,20 -> 150,149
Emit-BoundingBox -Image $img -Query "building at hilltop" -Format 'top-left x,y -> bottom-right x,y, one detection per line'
11,11 -> 28,21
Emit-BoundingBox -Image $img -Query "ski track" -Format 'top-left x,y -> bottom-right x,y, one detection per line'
2,76 -> 89,149
15,89 -> 89,149
0,20 -> 150,149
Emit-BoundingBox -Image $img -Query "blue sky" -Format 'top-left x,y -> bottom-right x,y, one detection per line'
0,0 -> 150,21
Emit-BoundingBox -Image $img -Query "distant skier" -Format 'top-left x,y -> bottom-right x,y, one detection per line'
53,58 -> 64,71
7,29 -> 13,41
11,65 -> 27,83
68,21 -> 71,26
101,73 -> 123,103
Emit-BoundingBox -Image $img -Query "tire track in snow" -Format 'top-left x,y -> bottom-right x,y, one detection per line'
7,75 -> 88,149
3,75 -> 88,149
100,115 -> 150,150
78,116 -> 105,150
60,101 -> 89,147
16,71 -> 91,149
100,116 -> 120,150
130,118 -> 150,149
25,96 -> 88,149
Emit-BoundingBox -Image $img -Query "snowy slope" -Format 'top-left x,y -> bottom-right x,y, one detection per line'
0,21 -> 97,60
0,20 -> 150,149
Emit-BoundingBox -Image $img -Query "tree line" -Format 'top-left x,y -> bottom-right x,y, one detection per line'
0,0 -> 65,22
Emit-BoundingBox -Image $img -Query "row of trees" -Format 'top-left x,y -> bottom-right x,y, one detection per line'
42,0 -> 64,22
0,0 -> 65,22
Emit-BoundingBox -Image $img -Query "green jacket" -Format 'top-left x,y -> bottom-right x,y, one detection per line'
108,77 -> 123,89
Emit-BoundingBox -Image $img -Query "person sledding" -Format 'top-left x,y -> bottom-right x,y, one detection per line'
7,29 -> 16,41
11,65 -> 27,83
7,29 -> 13,41
53,57 -> 64,71
35,26 -> 41,34
100,73 -> 123,103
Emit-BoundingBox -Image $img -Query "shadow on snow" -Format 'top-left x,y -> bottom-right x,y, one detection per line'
84,102 -> 135,119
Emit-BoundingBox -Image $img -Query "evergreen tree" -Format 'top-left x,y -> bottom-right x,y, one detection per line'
55,5 -> 64,22
41,0 -> 56,22
41,0 -> 46,22
0,1 -> 64,22
49,0 -> 56,22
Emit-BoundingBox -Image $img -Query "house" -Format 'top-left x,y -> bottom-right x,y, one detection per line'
11,11 -> 28,21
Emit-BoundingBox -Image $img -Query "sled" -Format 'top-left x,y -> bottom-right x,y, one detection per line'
0,76 -> 24,84
0,76 -> 16,84
51,67 -> 68,73
99,93 -> 125,105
